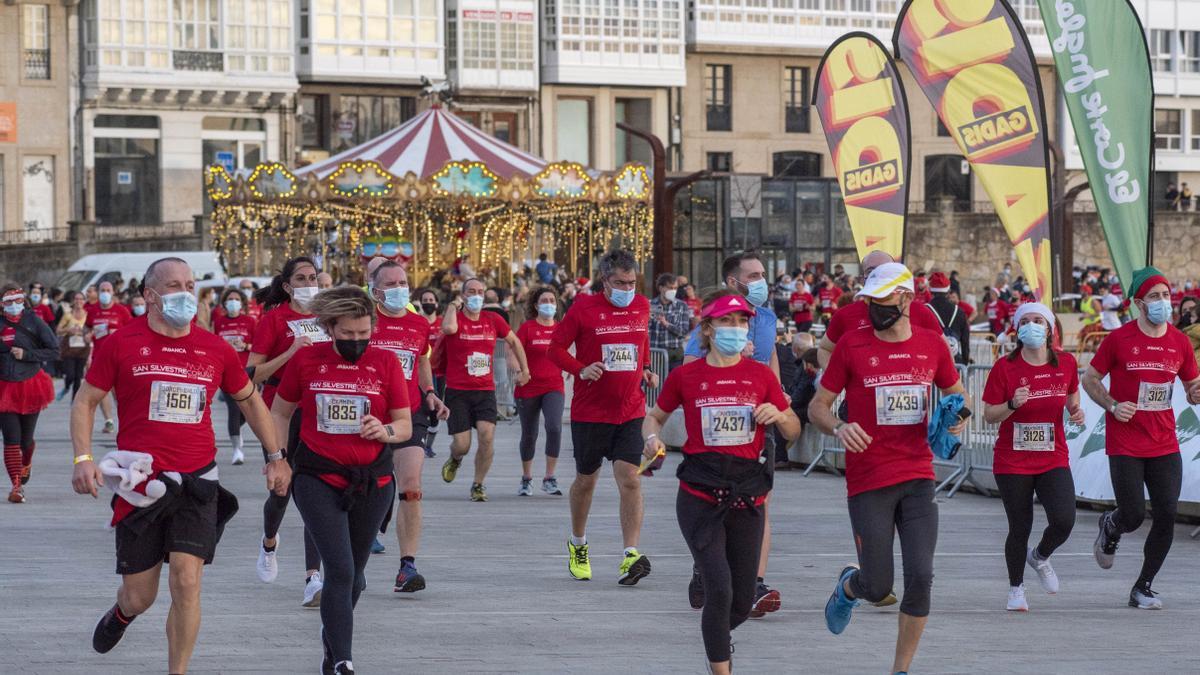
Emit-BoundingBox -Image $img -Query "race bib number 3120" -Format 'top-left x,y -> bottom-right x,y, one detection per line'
148,381 -> 206,424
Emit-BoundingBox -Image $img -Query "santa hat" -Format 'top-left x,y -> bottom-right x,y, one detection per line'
928,272 -> 951,293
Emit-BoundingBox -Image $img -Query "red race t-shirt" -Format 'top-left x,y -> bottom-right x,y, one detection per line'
985,300 -> 1011,334
684,297 -> 701,320
277,345 -> 407,489
820,327 -> 960,496
251,304 -> 330,406
0,321 -> 15,345
789,291 -> 814,324
817,286 -> 842,313
442,310 -> 510,391
550,292 -> 650,424
515,320 -> 565,399
86,303 -> 133,344
823,298 -> 941,343
211,313 -> 256,366
1090,321 -> 1200,457
982,351 -> 1079,475
371,308 -> 428,412
33,304 -> 55,326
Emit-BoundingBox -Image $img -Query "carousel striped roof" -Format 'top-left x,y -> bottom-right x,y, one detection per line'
296,106 -> 547,180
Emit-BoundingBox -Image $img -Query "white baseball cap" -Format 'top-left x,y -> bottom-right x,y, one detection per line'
856,262 -> 915,299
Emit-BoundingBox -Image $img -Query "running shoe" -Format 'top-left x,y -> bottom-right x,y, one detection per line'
750,581 -> 782,618
1026,548 -> 1059,594
20,463 -> 30,485
518,477 -> 533,496
7,484 -> 24,503
257,536 -> 279,583
618,549 -> 651,586
470,483 -> 488,502
103,419 -> 115,434
302,572 -> 323,607
441,456 -> 461,483
871,592 -> 898,607
231,449 -> 245,465
1093,512 -> 1119,570
568,539 -> 592,581
371,538 -> 386,554
1129,584 -> 1163,610
92,604 -> 133,653
393,560 -> 426,593
321,627 -> 334,675
688,567 -> 705,609
1007,584 -> 1029,612
333,660 -> 355,674
824,565 -> 860,635
542,477 -> 562,495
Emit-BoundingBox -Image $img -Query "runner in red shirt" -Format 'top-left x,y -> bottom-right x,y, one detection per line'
416,287 -> 445,456
212,288 -> 257,465
86,280 -> 133,434
0,284 -> 58,502
642,292 -> 801,672
236,280 -> 263,320
808,262 -> 967,673
245,256 -> 328,604
368,261 -> 449,594
1082,267 -> 1200,609
789,287 -> 814,332
27,283 -> 55,326
984,292 -> 1012,336
515,287 -> 567,497
549,249 -> 659,585
439,277 -> 529,502
70,257 -> 287,675
272,286 -> 410,674
816,279 -> 842,323
982,303 -> 1083,611
682,284 -> 703,327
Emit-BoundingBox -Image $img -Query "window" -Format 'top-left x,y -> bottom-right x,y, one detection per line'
330,95 -> 416,151
95,137 -> 161,226
226,0 -> 292,73
1155,109 -> 1182,150
772,151 -> 820,177
925,154 -> 971,211
492,112 -> 518,146
1183,32 -> 1200,74
556,98 -> 591,165
22,5 -> 50,80
783,66 -> 810,133
1151,29 -> 1175,73
22,156 -> 55,234
705,64 -> 732,132
300,94 -> 327,148
201,117 -> 266,131
707,152 -> 732,172
1192,111 -> 1200,151
615,98 -> 652,165
173,0 -> 220,50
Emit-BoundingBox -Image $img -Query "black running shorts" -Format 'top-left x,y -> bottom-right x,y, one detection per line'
445,388 -> 498,435
389,407 -> 431,451
571,418 -> 645,476
114,495 -> 219,575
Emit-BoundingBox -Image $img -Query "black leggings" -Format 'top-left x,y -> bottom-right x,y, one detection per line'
846,479 -> 938,617
676,489 -> 764,663
223,392 -> 245,438
995,467 -> 1076,587
0,411 -> 39,448
1108,453 -> 1182,586
263,410 -> 322,571
61,357 -> 86,399
292,473 -> 395,664
516,391 -> 564,463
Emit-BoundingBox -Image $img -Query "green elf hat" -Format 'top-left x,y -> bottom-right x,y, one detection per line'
1129,266 -> 1170,302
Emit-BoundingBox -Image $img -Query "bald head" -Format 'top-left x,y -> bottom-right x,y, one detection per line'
861,251 -> 895,277
365,256 -> 389,281
317,272 -> 334,290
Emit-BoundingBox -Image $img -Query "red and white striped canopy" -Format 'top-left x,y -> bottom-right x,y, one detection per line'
296,106 -> 547,180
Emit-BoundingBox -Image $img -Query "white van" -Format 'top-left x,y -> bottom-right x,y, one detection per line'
55,252 -> 227,292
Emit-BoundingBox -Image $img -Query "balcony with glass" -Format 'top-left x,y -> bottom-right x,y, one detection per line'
541,0 -> 686,86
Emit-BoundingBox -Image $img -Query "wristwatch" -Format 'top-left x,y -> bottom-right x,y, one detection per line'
1006,399 -> 1017,411
263,448 -> 286,463
1108,401 -> 1118,414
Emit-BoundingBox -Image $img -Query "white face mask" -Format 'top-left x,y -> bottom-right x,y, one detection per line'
663,289 -> 677,302
291,285 -> 318,308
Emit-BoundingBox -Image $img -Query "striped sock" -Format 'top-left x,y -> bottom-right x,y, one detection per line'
3,444 -> 21,486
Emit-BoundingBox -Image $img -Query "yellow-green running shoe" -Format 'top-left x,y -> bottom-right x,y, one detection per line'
441,456 -> 461,483
618,549 -> 651,586
568,539 -> 592,581
470,483 -> 488,502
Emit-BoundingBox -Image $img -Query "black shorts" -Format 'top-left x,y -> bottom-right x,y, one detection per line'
571,418 -> 644,475
445,388 -> 498,435
114,492 -> 219,575
388,407 -> 431,451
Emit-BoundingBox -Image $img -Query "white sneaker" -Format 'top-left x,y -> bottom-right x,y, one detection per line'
257,536 -> 279,583
1129,585 -> 1163,610
1026,548 -> 1059,594
1007,584 -> 1029,612
231,449 -> 245,465
303,572 -> 323,608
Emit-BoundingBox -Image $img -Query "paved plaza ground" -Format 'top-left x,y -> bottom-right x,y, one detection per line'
4,395 -> 1200,674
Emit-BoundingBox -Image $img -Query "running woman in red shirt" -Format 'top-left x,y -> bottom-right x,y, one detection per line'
86,280 -> 133,434
273,287 -> 411,675
550,249 -> 659,585
1083,266 -> 1200,609
417,287 -> 444,457
368,261 -> 449,593
789,285 -> 814,333
70,257 -> 288,675
643,292 -> 801,674
247,256 -> 327,605
439,277 -> 530,502
809,262 -> 968,674
982,303 -> 1084,611
0,283 -> 58,503
514,286 -> 566,497
212,288 -> 257,466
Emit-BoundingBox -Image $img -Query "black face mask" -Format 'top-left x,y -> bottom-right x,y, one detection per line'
421,302 -> 438,316
335,338 -> 371,364
868,301 -> 904,331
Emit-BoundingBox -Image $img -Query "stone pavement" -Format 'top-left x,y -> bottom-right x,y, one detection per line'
3,395 -> 1200,674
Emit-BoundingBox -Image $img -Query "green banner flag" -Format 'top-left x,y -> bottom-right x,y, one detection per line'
1037,0 -> 1153,286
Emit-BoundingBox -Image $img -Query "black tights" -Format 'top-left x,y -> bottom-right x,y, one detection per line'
223,392 -> 245,438
293,474 -> 394,664
676,489 -> 764,663
516,391 -> 563,463
995,467 -> 1076,587
1107,453 -> 1182,587
846,479 -> 938,617
61,357 -> 86,399
262,410 -> 322,571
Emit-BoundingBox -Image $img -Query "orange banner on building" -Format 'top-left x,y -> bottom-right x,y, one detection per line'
0,103 -> 16,143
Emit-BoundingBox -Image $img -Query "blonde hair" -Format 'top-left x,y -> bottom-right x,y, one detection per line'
310,286 -> 376,333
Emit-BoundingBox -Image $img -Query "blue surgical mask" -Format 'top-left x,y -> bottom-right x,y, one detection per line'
465,295 -> 484,313
1017,322 -> 1047,348
159,291 -> 197,328
382,286 -> 410,313
131,304 -> 146,316
608,287 -> 635,308
537,303 -> 556,318
1145,298 -> 1172,325
713,326 -> 749,356
3,303 -> 22,317
99,291 -> 113,305
742,279 -> 769,307
224,299 -> 242,315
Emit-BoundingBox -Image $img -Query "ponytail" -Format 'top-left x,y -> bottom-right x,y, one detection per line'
256,256 -> 318,311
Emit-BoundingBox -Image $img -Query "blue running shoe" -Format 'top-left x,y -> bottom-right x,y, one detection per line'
824,565 -> 860,635
371,538 -> 386,554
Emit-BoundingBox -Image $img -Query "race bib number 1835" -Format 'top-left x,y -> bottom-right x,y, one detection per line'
316,394 -> 369,434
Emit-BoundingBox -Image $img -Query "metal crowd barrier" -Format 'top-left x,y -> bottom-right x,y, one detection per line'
493,341 -> 516,416
645,347 -> 670,408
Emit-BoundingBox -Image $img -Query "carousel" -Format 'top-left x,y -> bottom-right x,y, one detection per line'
205,105 -> 653,286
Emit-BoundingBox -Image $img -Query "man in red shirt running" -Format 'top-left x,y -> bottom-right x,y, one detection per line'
86,280 -> 133,433
550,249 -> 659,586
70,257 -> 288,675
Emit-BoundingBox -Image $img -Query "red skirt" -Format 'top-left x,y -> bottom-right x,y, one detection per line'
0,371 -> 55,414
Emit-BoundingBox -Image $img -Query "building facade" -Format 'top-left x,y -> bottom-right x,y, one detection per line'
0,1 -> 73,240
